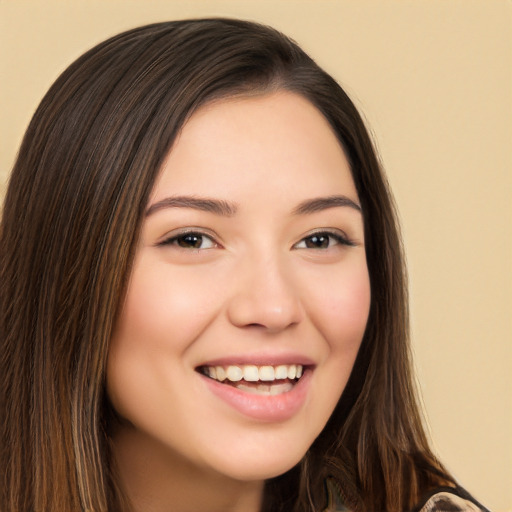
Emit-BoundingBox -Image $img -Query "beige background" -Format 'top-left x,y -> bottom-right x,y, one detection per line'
1,1 -> 511,510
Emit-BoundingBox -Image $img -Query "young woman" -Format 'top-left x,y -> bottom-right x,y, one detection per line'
0,19 -> 489,512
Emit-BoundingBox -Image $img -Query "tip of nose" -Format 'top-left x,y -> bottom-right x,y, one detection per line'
230,304 -> 302,332
226,272 -> 303,331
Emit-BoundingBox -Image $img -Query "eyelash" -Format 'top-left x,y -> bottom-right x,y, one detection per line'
293,230 -> 356,250
159,231 -> 218,250
159,229 -> 355,251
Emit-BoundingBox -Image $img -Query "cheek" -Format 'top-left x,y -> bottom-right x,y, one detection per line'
115,259 -> 221,355
296,258 -> 370,437
309,260 -> 371,353
106,259 -> 221,416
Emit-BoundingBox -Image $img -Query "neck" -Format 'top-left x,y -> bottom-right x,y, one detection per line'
110,424 -> 264,512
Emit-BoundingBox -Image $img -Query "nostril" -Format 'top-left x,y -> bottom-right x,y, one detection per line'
227,298 -> 302,332
225,268 -> 303,331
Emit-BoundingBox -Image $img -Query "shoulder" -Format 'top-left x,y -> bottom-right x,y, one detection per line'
414,486 -> 491,512
323,479 -> 491,512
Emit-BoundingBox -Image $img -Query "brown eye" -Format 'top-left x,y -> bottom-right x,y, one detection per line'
293,230 -> 356,250
177,234 -> 204,248
304,234 -> 330,249
161,232 -> 216,249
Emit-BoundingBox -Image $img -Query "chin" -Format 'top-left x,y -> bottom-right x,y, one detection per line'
206,438 -> 310,483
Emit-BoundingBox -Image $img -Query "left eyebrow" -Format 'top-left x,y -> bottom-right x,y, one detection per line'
292,195 -> 362,215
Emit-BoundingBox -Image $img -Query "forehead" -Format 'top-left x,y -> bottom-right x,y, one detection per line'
151,91 -> 357,204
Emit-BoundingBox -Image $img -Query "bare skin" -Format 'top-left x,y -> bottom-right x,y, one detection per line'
113,425 -> 263,512
107,91 -> 370,512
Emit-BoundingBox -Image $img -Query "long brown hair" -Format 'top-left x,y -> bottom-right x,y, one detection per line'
1,19 -> 453,512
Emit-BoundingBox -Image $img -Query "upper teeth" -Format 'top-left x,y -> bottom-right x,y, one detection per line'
203,364 -> 303,383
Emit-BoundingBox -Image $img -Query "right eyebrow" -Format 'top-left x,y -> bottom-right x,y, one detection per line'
145,195 -> 238,217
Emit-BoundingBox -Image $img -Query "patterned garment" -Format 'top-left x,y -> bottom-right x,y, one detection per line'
322,478 -> 491,512
414,487 -> 491,512
417,491 -> 484,512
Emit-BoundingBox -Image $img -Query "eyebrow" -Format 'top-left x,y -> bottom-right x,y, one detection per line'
145,194 -> 361,218
145,196 -> 238,217
292,195 -> 362,215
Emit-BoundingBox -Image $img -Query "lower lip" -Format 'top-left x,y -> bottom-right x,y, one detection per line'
200,370 -> 312,422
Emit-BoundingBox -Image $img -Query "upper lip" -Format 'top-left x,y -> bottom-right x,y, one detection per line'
195,353 -> 316,368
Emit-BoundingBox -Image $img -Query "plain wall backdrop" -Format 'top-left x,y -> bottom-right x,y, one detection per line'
1,1 -> 511,510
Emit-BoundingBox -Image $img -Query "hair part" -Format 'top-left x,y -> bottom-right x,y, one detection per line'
1,19 -> 453,512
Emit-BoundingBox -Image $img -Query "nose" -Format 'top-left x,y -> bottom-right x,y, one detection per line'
226,253 -> 303,333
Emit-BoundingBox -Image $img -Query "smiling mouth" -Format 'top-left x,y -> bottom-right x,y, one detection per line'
197,364 -> 305,396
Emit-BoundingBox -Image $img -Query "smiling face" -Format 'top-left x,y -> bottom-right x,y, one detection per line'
106,92 -> 371,489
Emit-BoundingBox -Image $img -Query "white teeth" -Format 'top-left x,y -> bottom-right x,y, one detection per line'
269,382 -> 293,395
204,364 -> 304,384
243,365 -> 259,382
226,366 -> 243,382
259,366 -> 275,381
235,382 -> 294,395
274,365 -> 288,380
216,366 -> 226,381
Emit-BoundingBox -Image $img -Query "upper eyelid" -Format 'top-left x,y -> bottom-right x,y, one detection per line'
157,228 -> 220,246
305,227 -> 347,235
293,228 -> 358,248
155,226 -> 358,247
298,227 -> 352,240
